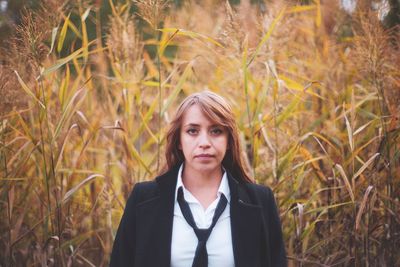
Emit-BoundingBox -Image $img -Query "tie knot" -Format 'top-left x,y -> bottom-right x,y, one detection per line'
195,229 -> 209,242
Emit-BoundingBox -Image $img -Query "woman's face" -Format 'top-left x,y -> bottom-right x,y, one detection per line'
179,104 -> 228,175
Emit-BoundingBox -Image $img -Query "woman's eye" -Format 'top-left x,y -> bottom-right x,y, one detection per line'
187,128 -> 198,135
210,128 -> 223,135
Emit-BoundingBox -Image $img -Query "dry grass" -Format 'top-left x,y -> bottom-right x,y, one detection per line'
0,0 -> 399,266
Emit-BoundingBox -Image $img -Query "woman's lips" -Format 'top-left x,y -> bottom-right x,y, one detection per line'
195,154 -> 214,158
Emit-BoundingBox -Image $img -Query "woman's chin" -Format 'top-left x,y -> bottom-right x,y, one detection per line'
189,162 -> 222,174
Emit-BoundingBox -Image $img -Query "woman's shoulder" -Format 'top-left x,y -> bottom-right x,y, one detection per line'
133,180 -> 158,191
128,166 -> 179,202
243,182 -> 276,208
246,182 -> 274,197
125,180 -> 159,206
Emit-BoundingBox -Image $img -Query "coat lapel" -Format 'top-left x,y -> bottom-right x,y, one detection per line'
228,173 -> 263,267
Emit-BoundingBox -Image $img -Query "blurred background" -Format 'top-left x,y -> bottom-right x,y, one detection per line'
0,0 -> 399,266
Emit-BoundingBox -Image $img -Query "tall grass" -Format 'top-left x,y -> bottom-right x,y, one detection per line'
0,0 -> 399,266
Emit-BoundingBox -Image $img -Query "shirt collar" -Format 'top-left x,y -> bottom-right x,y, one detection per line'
175,163 -> 231,203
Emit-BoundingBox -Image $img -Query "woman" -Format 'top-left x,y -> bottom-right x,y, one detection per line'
110,91 -> 286,267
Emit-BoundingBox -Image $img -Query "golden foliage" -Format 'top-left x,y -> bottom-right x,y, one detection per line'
0,0 -> 399,266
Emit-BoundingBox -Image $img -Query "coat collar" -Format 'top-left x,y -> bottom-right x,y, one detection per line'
136,165 -> 263,267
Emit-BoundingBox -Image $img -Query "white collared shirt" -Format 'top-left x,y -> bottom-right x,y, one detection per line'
170,164 -> 235,267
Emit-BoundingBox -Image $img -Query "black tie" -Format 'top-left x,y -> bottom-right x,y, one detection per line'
177,187 -> 228,267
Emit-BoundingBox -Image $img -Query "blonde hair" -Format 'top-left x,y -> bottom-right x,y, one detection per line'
165,91 -> 252,183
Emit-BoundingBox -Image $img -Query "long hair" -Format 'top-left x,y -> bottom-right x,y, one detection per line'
165,91 -> 252,183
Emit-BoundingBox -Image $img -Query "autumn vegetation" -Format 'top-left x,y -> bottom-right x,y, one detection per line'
0,0 -> 399,266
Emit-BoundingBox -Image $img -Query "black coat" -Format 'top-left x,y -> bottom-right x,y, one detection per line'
110,166 -> 287,267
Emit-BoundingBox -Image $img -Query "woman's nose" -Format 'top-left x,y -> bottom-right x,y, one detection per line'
198,132 -> 211,148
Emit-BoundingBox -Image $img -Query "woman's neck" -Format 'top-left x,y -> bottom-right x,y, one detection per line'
181,166 -> 223,209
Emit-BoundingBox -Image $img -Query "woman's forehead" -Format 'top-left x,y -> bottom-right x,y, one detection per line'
181,104 -> 223,124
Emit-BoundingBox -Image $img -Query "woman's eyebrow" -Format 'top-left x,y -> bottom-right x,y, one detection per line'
182,123 -> 222,128
183,123 -> 200,127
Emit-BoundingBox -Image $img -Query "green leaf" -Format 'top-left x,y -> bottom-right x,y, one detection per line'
42,40 -> 96,77
57,13 -> 70,53
276,95 -> 301,126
